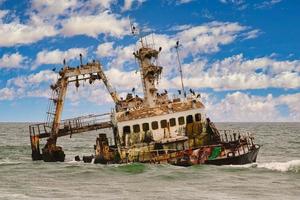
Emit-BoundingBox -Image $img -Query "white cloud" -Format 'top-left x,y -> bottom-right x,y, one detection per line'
122,0 -> 146,11
0,52 -> 25,69
106,68 -> 140,90
219,0 -> 244,4
205,92 -> 278,122
176,22 -> 246,55
0,1 -> 66,47
0,21 -> 58,47
255,0 -> 282,9
209,53 -> 300,75
243,29 -> 261,40
165,54 -> 300,91
0,10 -> 9,20
219,0 -> 248,10
34,48 -> 87,68
0,0 -> 132,47
60,11 -> 130,38
205,92 -> 300,122
109,44 -> 136,68
2,66 -> 140,104
99,22 -> 283,97
31,0 -> 77,17
95,42 -> 137,69
105,21 -> 250,71
0,70 -> 57,101
89,0 -> 116,9
0,87 -> 15,100
66,83 -> 113,105
30,0 -> 116,21
176,0 -> 194,4
7,70 -> 58,88
96,42 -> 115,57
95,22 -> 257,88
168,24 -> 193,31
276,93 -> 300,121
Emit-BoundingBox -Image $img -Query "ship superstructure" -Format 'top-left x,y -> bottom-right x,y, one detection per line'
29,35 -> 260,166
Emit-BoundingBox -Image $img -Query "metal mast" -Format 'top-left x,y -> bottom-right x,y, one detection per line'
175,41 -> 186,98
130,22 -> 163,107
134,47 -> 162,107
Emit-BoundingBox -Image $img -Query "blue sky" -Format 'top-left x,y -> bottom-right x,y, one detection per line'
0,0 -> 299,122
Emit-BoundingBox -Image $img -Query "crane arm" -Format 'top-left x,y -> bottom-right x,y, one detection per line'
96,64 -> 120,104
50,61 -> 120,140
57,61 -> 120,104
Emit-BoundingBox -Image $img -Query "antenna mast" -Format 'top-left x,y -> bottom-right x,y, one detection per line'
130,20 -> 144,47
175,41 -> 186,98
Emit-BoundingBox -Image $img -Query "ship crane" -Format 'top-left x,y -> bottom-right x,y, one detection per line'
41,59 -> 120,161
96,64 -> 121,106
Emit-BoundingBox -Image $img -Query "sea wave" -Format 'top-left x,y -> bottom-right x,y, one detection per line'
256,160 -> 300,173
231,160 -> 300,173
0,160 -> 24,166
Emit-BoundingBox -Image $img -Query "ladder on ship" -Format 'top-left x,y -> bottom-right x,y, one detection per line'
45,89 -> 59,129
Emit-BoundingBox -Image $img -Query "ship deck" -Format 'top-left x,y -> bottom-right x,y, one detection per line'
116,99 -> 204,122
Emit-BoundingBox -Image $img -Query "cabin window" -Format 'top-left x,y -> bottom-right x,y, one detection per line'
151,121 -> 158,130
123,126 -> 131,134
195,113 -> 201,122
170,118 -> 176,127
133,124 -> 140,133
160,120 -> 167,128
178,116 -> 185,125
142,123 -> 149,131
186,115 -> 193,124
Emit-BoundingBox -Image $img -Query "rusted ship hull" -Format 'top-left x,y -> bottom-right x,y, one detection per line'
152,144 -> 260,167
204,145 -> 260,166
85,146 -> 260,167
86,131 -> 260,167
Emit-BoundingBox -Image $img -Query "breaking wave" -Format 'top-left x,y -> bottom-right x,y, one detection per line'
256,160 -> 300,173
231,160 -> 300,173
0,159 -> 24,166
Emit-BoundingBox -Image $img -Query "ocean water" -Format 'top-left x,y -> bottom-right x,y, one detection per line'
0,122 -> 299,200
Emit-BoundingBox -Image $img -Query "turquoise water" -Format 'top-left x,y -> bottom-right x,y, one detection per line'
0,123 -> 299,200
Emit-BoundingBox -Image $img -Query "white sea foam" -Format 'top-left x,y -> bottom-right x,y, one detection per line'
0,159 -> 23,166
230,160 -> 300,173
0,193 -> 29,199
256,160 -> 300,173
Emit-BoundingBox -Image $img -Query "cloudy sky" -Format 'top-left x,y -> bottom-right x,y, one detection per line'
0,0 -> 299,122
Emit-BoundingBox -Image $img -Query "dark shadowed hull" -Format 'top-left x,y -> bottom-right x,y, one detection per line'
204,145 -> 260,165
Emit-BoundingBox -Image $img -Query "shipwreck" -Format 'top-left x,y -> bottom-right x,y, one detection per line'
29,33 -> 260,166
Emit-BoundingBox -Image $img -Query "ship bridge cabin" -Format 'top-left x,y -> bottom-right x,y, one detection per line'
114,96 -> 206,148
110,44 -> 210,153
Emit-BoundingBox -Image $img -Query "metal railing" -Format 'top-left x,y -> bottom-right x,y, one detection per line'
59,113 -> 111,130
29,113 -> 112,138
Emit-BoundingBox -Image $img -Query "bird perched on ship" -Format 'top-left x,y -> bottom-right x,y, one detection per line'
189,88 -> 195,95
131,25 -> 136,34
178,90 -> 181,95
